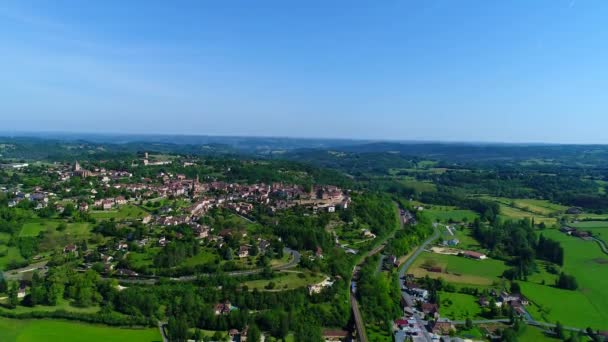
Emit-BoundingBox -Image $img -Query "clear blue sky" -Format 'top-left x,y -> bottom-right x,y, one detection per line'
1,0 -> 607,143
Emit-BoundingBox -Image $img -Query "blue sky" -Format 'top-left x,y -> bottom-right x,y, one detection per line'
1,0 -> 607,143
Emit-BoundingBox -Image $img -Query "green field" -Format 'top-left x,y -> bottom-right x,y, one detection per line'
518,326 -> 560,342
19,220 -> 91,238
520,229 -> 608,329
0,298 -> 99,315
571,221 -> 608,229
410,252 -> 507,286
0,318 -> 161,342
571,221 -> 608,239
477,196 -> 559,226
241,271 -> 326,291
89,205 -> 148,220
438,291 -> 483,320
181,249 -> 218,267
424,209 -> 478,223
0,246 -> 26,269
399,179 -> 437,193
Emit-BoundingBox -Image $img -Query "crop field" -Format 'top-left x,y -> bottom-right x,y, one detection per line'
0,318 -> 161,342
497,205 -> 556,226
475,196 -> 559,226
521,229 -> 608,329
240,271 -> 326,291
19,220 -> 91,237
89,205 -> 148,220
410,252 -> 507,286
438,291 -> 483,320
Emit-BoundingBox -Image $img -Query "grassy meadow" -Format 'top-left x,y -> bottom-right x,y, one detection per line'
19,220 -> 91,238
520,229 -> 608,329
438,291 -> 483,320
89,205 -> 148,220
241,271 -> 326,291
0,318 -> 161,342
410,252 -> 507,286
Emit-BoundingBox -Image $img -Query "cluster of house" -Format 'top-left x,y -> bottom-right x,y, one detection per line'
307,277 -> 335,295
400,209 -> 416,225
398,275 -> 456,341
459,250 -> 487,260
7,188 -> 52,209
477,290 -> 529,316
560,226 -> 592,239
399,275 -> 532,341
393,282 -> 455,341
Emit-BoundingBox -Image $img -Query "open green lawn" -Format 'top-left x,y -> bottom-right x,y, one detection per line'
181,249 -> 218,267
520,229 -> 608,329
0,299 -> 99,315
19,220 -> 91,238
240,271 -> 326,291
127,247 -> 161,268
438,291 -> 483,320
571,221 -> 608,229
89,205 -> 148,220
518,326 -> 560,342
438,225 -> 482,250
0,318 -> 161,342
571,221 -> 608,240
0,246 -> 25,269
410,252 -> 507,286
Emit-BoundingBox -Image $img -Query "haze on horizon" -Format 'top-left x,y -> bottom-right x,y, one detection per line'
1,0 -> 607,144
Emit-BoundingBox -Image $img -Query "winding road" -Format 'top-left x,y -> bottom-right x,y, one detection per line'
108,248 -> 301,285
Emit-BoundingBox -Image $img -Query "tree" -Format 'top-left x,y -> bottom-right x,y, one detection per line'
555,321 -> 564,339
168,316 -> 189,342
193,328 -> 202,342
465,318 -> 473,330
7,282 -> 19,308
30,271 -> 46,306
247,324 -> 262,342
0,272 -> 7,293
510,281 -> 521,294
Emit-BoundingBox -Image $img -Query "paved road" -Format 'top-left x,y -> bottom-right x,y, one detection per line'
592,237 -> 608,254
397,227 -> 440,342
351,294 -> 368,342
108,248 -> 300,284
453,319 -> 510,324
158,321 -> 169,342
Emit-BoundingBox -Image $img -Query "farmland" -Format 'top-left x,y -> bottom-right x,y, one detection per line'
0,318 -> 161,342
